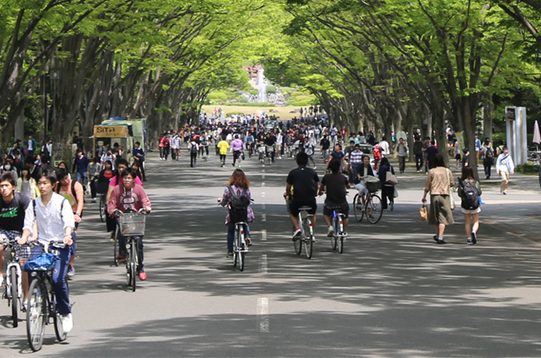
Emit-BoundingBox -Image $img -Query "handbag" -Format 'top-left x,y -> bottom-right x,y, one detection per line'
393,186 -> 399,198
419,205 -> 428,221
385,171 -> 398,185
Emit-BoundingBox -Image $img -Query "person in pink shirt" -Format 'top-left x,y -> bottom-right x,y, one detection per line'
231,135 -> 244,167
107,168 -> 151,281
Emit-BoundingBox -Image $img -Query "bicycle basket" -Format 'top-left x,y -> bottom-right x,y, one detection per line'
23,253 -> 58,271
366,181 -> 381,193
119,213 -> 146,236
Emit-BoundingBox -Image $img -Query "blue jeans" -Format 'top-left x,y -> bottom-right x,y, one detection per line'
227,223 -> 250,253
76,171 -> 88,187
52,246 -> 72,315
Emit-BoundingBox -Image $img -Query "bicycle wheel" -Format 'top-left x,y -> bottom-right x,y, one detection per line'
304,236 -> 313,259
52,287 -> 67,342
9,266 -> 18,327
303,217 -> 313,259
129,241 -> 137,292
293,232 -> 302,255
338,235 -> 344,254
113,227 -> 119,267
99,196 -> 105,222
239,251 -> 245,272
331,217 -> 338,251
26,279 -> 46,352
353,194 -> 365,222
366,194 -> 383,224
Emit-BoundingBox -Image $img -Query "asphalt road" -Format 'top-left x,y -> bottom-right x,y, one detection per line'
1,149 -> 541,357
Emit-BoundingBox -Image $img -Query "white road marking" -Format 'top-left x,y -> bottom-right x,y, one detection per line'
261,213 -> 266,222
259,253 -> 268,274
261,229 -> 267,241
261,181 -> 266,187
257,297 -> 270,333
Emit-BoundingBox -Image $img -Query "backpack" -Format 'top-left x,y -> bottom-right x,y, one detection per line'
228,186 -> 250,223
459,180 -> 480,210
485,147 -> 494,159
190,143 -> 198,154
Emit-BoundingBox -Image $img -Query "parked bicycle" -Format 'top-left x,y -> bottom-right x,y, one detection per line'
353,180 -> 383,224
115,209 -> 148,292
328,206 -> 347,253
1,233 -> 26,328
24,241 -> 68,352
293,206 -> 315,259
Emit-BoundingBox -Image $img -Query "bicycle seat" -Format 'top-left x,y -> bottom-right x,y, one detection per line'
326,205 -> 344,210
298,206 -> 313,211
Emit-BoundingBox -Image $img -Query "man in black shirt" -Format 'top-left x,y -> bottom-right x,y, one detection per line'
0,172 -> 30,285
319,159 -> 349,237
285,152 -> 319,239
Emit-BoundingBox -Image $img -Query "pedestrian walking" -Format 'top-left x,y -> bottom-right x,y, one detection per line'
421,153 -> 454,244
378,157 -> 396,211
457,166 -> 482,245
496,146 -> 515,195
481,138 -> 495,179
396,138 -> 408,174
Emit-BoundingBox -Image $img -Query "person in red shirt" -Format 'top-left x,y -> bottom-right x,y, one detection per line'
107,168 -> 151,281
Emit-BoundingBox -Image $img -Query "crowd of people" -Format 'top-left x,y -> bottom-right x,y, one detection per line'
0,113 -> 534,344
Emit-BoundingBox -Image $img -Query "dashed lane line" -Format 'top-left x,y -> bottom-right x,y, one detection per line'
257,297 -> 270,333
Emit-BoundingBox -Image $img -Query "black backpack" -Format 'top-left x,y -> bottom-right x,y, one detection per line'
459,179 -> 480,210
228,186 -> 250,223
190,143 -> 198,154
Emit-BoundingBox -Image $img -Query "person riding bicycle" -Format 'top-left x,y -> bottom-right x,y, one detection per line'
107,168 -> 151,281
219,169 -> 254,257
0,173 -> 31,292
354,155 -> 376,203
55,168 -> 84,278
319,159 -> 350,237
285,152 -> 319,239
19,172 -> 75,333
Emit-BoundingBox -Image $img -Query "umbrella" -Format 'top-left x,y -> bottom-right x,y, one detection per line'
534,120 -> 541,150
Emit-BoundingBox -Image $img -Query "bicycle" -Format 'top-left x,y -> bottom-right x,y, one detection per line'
293,206 -> 315,259
1,233 -> 26,328
97,193 -> 106,222
353,180 -> 383,224
328,206 -> 347,253
115,210 -> 147,292
232,221 -> 248,271
24,241 -> 69,352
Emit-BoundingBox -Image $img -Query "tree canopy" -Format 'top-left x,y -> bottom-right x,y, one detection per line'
0,0 -> 539,164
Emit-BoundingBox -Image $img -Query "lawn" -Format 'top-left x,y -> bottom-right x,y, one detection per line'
201,105 -> 301,120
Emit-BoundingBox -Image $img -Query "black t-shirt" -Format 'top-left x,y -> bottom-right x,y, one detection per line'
321,173 -> 348,205
287,167 -> 319,201
0,193 -> 30,232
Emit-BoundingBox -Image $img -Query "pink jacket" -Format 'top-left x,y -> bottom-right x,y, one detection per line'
107,184 -> 151,214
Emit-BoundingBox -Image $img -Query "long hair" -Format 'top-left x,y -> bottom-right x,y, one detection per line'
228,169 -> 250,189
460,166 -> 475,181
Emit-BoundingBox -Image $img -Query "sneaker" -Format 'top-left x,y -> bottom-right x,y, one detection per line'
245,237 -> 253,247
67,265 -> 75,278
138,272 -> 147,281
292,229 -> 302,240
433,235 -> 446,244
471,232 -> 477,245
91,198 -> 96,203
467,238 -> 473,245
61,313 -> 73,333
227,251 -> 233,258
21,301 -> 27,312
327,226 -> 334,237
